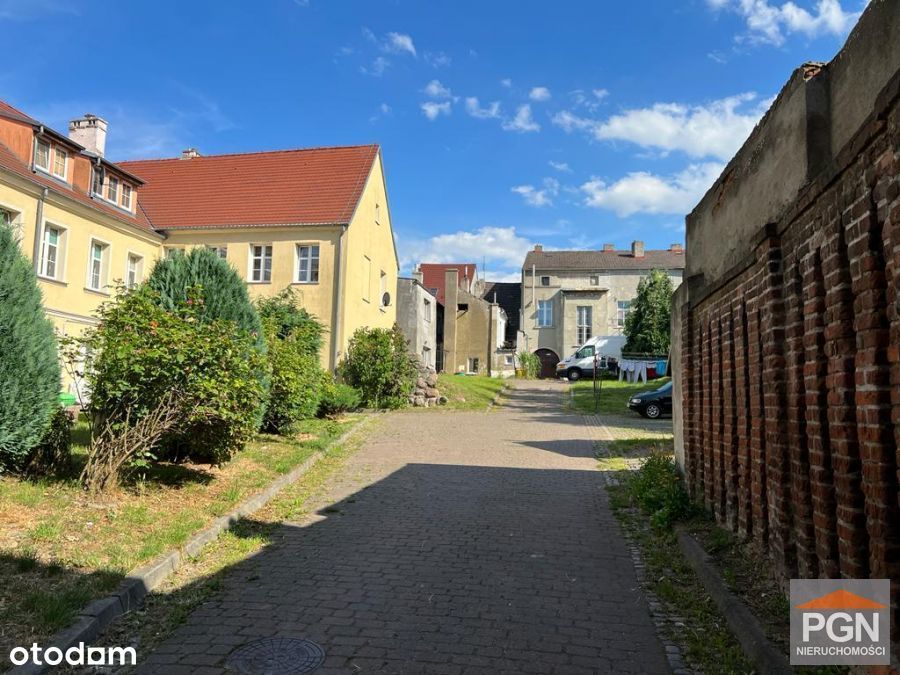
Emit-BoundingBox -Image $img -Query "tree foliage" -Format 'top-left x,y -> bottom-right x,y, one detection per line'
77,286 -> 267,466
0,223 -> 60,473
623,269 -> 674,354
339,325 -> 417,409
256,288 -> 325,354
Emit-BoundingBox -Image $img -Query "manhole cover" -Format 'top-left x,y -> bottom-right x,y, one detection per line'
225,637 -> 325,674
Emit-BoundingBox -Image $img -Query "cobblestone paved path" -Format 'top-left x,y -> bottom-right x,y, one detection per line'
137,380 -> 669,674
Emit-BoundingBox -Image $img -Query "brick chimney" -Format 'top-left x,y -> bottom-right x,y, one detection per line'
602,243 -> 615,252
181,148 -> 201,159
670,243 -> 683,253
631,240 -> 645,258
68,114 -> 107,157
533,244 -> 543,253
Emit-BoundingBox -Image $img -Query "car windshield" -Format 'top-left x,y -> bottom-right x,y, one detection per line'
656,381 -> 673,393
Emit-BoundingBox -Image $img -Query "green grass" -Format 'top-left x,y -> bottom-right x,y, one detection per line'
0,414 -> 361,661
433,374 -> 507,410
570,376 -> 670,415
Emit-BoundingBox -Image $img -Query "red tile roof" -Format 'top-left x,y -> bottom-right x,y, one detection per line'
119,145 -> 379,230
420,263 -> 477,304
0,139 -> 157,235
0,100 -> 39,126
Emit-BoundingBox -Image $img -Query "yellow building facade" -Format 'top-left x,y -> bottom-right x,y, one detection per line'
1,100 -> 399,381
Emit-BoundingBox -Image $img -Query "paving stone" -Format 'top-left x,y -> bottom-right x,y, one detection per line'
133,382 -> 668,673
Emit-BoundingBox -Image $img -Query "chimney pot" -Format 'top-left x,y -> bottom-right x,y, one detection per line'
631,240 -> 645,258
68,113 -> 108,157
670,243 -> 683,253
602,243 -> 615,252
181,148 -> 201,159
533,244 -> 543,252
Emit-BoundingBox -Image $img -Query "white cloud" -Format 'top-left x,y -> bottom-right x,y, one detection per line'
500,78 -> 512,88
502,104 -> 540,133
709,0 -> 864,45
423,79 -> 452,99
548,160 -> 572,172
511,177 -> 560,207
465,97 -> 502,119
0,0 -> 78,20
401,226 -> 534,274
380,102 -> 392,114
553,92 -> 766,161
421,101 -> 451,121
529,86 -> 551,101
592,88 -> 609,101
581,162 -> 724,216
360,56 -> 390,77
384,31 -> 417,56
424,51 -> 451,67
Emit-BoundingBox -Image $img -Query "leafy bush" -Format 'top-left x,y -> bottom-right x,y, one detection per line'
627,452 -> 694,528
623,269 -> 674,354
26,407 -> 72,476
78,286 -> 267,467
339,325 -> 417,409
318,382 -> 361,417
516,351 -> 540,379
256,289 -> 325,354
262,330 -> 324,434
147,247 -> 268,427
0,223 -> 60,473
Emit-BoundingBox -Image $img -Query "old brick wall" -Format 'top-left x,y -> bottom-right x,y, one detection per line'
673,0 -> 900,653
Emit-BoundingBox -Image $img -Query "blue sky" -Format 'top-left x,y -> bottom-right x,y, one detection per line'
1,0 -> 867,281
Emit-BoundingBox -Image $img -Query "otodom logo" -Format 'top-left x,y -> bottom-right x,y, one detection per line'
790,579 -> 890,666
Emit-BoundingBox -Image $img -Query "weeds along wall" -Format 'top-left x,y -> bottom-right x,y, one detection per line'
670,0 -> 900,650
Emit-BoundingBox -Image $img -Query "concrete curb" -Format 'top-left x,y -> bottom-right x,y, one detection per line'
675,529 -> 793,674
8,415 -> 374,675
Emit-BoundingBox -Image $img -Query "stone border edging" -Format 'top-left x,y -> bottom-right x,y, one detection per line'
675,529 -> 793,674
8,415 -> 375,675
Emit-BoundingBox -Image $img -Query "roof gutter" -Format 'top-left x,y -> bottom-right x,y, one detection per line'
330,224 -> 349,371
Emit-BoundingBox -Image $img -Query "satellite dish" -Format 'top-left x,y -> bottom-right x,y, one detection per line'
382,292 -> 391,307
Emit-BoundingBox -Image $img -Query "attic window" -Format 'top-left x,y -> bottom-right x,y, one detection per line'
590,275 -> 599,286
34,139 -> 51,173
540,276 -> 550,286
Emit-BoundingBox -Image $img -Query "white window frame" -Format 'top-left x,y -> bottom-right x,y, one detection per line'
91,167 -> 103,197
86,238 -> 110,292
107,176 -> 119,204
52,146 -> 67,180
164,246 -> 183,259
537,299 -> 553,327
206,245 -> 228,259
295,243 -> 319,283
121,183 -> 133,211
576,306 -> 592,345
126,252 -> 143,289
617,300 -> 631,328
39,222 -> 66,281
0,204 -> 24,242
34,139 -> 51,173
249,244 -> 273,283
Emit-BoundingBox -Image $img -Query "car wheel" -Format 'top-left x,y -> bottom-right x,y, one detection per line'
567,368 -> 582,382
645,403 -> 661,419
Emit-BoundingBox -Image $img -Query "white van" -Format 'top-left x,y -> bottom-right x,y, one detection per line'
556,336 -> 615,381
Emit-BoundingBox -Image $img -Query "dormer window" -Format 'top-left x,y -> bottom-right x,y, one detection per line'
92,168 -> 103,196
34,139 -> 51,172
107,176 -> 119,203
52,147 -> 67,179
121,183 -> 133,211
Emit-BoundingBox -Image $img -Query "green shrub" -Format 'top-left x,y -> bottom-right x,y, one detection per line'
516,351 -> 540,379
147,247 -> 268,427
256,289 -> 325,355
262,329 -> 324,434
623,269 -> 674,354
26,407 -> 73,476
318,382 -> 361,417
0,223 -> 60,473
339,325 -> 417,409
627,452 -> 694,528
78,286 -> 267,466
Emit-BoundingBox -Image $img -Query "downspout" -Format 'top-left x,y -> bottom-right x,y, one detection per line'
487,302 -> 493,378
32,187 -> 49,273
330,224 -> 349,371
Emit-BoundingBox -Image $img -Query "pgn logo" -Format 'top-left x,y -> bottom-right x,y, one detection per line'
790,579 -> 890,666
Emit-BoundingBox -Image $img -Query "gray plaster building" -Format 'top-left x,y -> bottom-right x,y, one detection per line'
396,275 -> 438,369
521,241 -> 685,377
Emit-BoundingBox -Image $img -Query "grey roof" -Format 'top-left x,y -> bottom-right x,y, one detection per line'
523,249 -> 685,272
